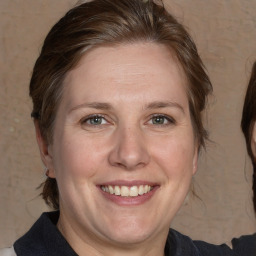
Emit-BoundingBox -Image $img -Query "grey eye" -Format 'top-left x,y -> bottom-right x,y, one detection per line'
151,116 -> 167,125
87,116 -> 106,125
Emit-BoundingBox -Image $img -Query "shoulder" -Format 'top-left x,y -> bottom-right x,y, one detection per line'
194,239 -> 232,256
0,247 -> 17,256
13,211 -> 59,256
165,229 -> 200,255
13,211 -> 77,256
232,233 -> 256,256
167,229 -> 232,256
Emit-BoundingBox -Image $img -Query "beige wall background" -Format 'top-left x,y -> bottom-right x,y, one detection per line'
1,0 -> 256,248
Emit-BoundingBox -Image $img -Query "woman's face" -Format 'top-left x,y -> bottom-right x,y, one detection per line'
40,43 -> 198,247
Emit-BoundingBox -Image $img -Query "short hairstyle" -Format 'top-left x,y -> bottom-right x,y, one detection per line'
30,0 -> 212,209
241,61 -> 256,212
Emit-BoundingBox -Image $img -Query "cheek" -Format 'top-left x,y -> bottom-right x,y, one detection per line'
52,134 -> 105,180
52,139 -> 101,208
151,134 -> 196,176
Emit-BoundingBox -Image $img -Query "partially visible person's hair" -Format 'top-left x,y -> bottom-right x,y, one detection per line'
30,0 -> 212,209
241,61 -> 256,212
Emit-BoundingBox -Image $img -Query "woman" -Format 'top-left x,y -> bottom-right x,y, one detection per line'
0,0 -> 232,255
231,61 -> 256,255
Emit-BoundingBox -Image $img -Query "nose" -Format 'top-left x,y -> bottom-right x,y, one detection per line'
108,126 -> 150,170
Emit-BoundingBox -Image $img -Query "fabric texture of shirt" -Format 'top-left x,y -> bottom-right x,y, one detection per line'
231,233 -> 256,256
2,211 -> 233,256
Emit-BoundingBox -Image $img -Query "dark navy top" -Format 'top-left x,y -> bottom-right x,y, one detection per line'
13,211 -> 232,256
232,233 -> 256,256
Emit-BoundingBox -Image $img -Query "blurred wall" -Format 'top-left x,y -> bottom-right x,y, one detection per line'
1,0 -> 256,247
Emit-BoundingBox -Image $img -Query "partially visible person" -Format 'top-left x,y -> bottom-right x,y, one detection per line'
232,61 -> 256,255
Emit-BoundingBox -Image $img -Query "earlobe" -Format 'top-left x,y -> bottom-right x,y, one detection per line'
34,121 -> 56,178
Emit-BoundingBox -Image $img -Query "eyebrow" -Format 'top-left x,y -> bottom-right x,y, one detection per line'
69,101 -> 184,113
145,101 -> 185,113
69,102 -> 112,113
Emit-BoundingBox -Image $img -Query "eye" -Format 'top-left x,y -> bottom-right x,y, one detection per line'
148,114 -> 175,125
81,115 -> 108,126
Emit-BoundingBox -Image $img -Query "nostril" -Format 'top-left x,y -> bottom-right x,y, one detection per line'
110,157 -> 148,170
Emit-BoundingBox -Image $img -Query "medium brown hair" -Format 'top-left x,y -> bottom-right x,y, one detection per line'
241,61 -> 256,212
30,0 -> 212,209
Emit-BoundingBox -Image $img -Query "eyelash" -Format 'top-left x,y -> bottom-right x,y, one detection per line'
79,114 -> 176,128
80,114 -> 108,126
148,114 -> 176,126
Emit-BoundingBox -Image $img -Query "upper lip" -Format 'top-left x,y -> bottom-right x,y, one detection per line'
99,180 -> 158,187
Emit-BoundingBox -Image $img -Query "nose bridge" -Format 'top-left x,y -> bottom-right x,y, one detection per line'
108,123 -> 150,170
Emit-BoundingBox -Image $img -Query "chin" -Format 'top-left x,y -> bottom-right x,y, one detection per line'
110,232 -> 151,246
102,219 -> 157,246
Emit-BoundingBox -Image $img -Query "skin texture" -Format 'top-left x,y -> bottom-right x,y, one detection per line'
36,42 -> 198,256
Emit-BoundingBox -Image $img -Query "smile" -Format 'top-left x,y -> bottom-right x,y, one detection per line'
100,185 -> 153,197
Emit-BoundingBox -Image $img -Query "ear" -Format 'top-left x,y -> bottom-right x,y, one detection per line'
192,143 -> 199,175
34,121 -> 56,178
251,121 -> 256,159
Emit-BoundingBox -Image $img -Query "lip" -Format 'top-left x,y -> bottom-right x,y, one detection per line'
97,180 -> 159,206
99,180 -> 157,187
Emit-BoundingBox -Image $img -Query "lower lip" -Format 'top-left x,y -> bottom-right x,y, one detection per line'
98,186 -> 159,206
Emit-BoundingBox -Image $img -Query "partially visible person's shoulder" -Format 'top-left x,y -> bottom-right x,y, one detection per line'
0,247 -> 17,256
232,233 -> 256,256
167,229 -> 233,256
194,239 -> 232,256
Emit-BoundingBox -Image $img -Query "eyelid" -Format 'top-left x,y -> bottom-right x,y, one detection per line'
80,114 -> 109,125
148,114 -> 176,125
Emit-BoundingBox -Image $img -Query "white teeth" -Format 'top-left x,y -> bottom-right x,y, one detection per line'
109,185 -> 114,194
101,185 -> 153,197
114,185 -> 121,195
130,186 -> 138,197
121,186 -> 129,196
138,185 -> 144,195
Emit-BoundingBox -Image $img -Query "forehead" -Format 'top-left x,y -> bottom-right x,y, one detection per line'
62,42 -> 189,108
